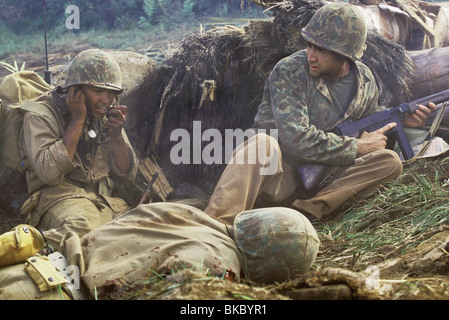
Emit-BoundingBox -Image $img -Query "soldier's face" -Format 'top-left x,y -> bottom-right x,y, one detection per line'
306,43 -> 348,78
83,85 -> 117,118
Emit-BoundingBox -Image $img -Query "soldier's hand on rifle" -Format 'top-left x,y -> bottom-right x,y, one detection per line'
403,102 -> 437,128
356,122 -> 397,156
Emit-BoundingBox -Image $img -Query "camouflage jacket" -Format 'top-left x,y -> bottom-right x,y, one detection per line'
253,50 -> 384,166
20,90 -> 138,222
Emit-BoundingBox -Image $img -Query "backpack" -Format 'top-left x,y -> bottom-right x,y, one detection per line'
0,71 -> 53,173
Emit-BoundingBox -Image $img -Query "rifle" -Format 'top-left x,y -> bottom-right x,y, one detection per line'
135,172 -> 158,207
297,88 -> 449,193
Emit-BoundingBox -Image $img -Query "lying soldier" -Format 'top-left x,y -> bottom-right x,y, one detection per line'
0,202 -> 320,299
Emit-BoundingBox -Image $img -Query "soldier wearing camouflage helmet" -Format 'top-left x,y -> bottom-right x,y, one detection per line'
205,3 -> 435,223
18,49 -> 138,251
64,49 -> 124,93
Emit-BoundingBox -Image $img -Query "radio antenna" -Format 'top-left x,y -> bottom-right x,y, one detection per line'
43,0 -> 52,85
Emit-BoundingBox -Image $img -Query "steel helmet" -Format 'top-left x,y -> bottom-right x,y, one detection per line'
64,49 -> 123,93
233,207 -> 320,284
301,3 -> 367,61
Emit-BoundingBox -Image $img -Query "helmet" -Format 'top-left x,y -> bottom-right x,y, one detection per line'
64,49 -> 123,93
233,207 -> 320,284
301,3 -> 367,61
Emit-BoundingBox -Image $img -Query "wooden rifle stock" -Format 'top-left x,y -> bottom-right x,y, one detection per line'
136,172 -> 158,207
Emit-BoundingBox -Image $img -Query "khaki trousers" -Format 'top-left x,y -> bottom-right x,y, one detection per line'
205,133 -> 403,224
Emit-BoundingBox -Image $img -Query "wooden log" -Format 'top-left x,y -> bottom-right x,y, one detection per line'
391,0 -> 436,48
285,284 -> 352,300
407,47 -> 449,101
434,5 -> 449,48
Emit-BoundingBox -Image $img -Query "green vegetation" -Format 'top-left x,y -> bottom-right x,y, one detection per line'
0,61 -> 26,73
314,157 -> 449,270
0,0 -> 266,60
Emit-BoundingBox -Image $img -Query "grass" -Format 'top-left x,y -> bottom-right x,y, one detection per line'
0,24 -> 198,61
0,13 -> 269,62
98,265 -> 250,300
314,157 -> 449,270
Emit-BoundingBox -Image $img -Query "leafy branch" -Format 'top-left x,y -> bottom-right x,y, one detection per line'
0,60 -> 26,74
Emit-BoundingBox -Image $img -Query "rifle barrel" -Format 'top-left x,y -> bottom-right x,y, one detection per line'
401,88 -> 449,113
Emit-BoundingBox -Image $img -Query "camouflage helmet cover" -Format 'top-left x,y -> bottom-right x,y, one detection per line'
301,2 -> 367,61
64,49 -> 123,93
233,207 -> 320,284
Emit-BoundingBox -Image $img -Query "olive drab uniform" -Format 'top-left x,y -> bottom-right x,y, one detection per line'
19,49 -> 138,250
205,3 -> 403,223
20,91 -> 137,249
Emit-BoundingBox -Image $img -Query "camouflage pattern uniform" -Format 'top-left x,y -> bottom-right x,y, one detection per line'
253,50 -> 383,166
254,2 -> 383,165
206,3 -> 402,222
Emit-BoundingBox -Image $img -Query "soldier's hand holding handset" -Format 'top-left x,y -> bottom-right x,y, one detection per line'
106,101 -> 127,138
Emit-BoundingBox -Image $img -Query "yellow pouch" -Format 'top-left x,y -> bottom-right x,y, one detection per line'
24,254 -> 68,294
0,224 -> 45,268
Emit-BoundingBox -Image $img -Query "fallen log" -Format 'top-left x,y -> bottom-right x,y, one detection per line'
389,46 -> 449,106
